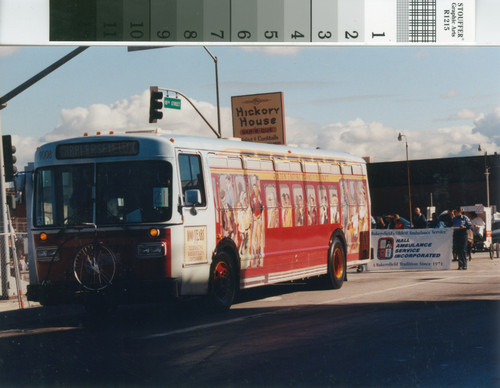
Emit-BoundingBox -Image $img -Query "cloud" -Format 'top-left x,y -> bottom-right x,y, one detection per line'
456,109 -> 477,120
442,89 -> 459,98
435,108 -> 485,123
241,47 -> 301,56
14,89 -> 500,169
472,107 -> 500,143
309,94 -> 393,105
0,47 -> 21,58
285,117 -> 496,162
414,49 -> 430,59
224,80 -> 334,90
40,90 -> 232,141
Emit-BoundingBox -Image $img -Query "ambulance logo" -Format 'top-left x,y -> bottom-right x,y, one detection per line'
377,238 -> 394,260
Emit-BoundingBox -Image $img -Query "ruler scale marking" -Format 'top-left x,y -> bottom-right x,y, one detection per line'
46,0 -> 476,44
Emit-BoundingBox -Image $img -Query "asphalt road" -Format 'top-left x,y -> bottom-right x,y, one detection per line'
1,253 -> 499,387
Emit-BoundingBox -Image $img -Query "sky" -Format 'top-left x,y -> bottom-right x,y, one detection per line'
0,45 -> 499,169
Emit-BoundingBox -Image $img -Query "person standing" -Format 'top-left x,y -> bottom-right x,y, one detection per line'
470,212 -> 485,240
393,214 -> 405,229
452,207 -> 472,270
429,212 -> 444,228
413,207 -> 428,229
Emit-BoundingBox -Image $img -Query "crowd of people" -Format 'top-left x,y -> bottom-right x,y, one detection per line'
374,206 -> 487,271
373,207 -> 430,230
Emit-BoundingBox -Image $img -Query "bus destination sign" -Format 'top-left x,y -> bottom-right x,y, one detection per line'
56,140 -> 140,159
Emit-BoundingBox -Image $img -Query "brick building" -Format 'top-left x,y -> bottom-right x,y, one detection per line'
367,154 -> 500,220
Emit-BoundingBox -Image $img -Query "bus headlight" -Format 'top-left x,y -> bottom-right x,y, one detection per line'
36,246 -> 59,262
136,242 -> 166,259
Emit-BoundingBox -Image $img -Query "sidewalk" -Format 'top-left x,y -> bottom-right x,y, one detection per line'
0,297 -> 40,313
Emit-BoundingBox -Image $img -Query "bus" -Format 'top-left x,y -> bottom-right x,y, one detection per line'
27,133 -> 371,311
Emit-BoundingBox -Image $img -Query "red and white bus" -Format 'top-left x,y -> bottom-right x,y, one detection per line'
27,133 -> 371,310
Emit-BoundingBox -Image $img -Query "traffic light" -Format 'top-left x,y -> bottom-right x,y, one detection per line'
149,86 -> 163,123
2,135 -> 16,182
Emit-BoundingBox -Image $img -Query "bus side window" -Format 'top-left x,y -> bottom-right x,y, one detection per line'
178,154 -> 206,206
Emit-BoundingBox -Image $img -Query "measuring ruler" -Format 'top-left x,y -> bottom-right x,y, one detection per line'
46,0 -> 475,44
3,0 -> 496,46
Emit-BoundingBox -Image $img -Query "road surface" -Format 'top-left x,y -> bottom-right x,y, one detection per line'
1,253 -> 499,387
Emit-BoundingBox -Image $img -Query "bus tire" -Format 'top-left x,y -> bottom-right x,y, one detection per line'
208,251 -> 237,312
328,237 -> 346,289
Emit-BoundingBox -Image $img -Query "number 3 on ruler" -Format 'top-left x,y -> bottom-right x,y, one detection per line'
318,31 -> 332,39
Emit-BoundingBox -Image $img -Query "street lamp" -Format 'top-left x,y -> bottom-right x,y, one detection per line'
398,132 -> 413,227
203,46 -> 221,138
478,145 -> 490,207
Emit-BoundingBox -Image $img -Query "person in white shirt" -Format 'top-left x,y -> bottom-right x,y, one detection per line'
470,213 -> 485,239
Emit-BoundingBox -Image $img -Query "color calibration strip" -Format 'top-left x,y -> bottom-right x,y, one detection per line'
49,0 -> 475,44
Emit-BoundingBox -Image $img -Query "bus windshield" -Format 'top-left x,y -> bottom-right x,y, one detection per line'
34,161 -> 173,227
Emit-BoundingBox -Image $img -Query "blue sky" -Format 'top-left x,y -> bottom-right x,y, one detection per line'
1,45 -> 499,168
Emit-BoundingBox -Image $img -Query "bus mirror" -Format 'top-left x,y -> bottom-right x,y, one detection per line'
185,189 -> 202,207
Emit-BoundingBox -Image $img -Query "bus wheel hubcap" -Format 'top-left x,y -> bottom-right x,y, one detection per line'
334,248 -> 343,278
214,262 -> 231,297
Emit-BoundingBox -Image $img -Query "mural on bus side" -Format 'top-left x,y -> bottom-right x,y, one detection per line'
340,178 -> 370,256
215,173 -> 264,269
213,172 -> 370,269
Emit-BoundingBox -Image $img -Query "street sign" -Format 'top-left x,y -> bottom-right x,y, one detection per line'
164,97 -> 181,110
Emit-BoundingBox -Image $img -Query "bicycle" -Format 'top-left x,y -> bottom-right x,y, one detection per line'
73,223 -> 116,291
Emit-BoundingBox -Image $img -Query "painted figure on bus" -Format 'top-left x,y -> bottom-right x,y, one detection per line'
340,180 -> 349,237
348,180 -> 360,254
357,180 -> 370,256
265,185 -> 280,229
294,187 -> 305,226
224,174 -> 235,208
319,186 -> 329,225
220,189 -> 237,241
219,175 -> 237,242
249,175 -> 264,267
280,186 -> 293,228
307,193 -> 318,225
329,186 -> 339,224
236,188 -> 252,268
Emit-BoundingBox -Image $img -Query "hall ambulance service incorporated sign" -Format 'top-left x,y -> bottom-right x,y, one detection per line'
231,92 -> 286,145
368,229 -> 453,271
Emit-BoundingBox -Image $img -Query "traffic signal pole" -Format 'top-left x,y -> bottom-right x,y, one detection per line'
165,88 -> 220,138
0,113 -> 9,299
0,46 -> 89,299
0,46 -> 88,108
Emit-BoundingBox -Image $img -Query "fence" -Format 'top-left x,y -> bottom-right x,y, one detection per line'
0,212 -> 29,308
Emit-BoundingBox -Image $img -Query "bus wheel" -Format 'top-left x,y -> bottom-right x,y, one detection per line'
328,238 -> 345,289
208,252 -> 236,312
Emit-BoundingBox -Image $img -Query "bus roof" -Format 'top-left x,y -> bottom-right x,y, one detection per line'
169,134 -> 365,164
36,132 -> 366,165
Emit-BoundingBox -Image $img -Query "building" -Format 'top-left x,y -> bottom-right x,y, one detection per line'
367,154 -> 500,220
